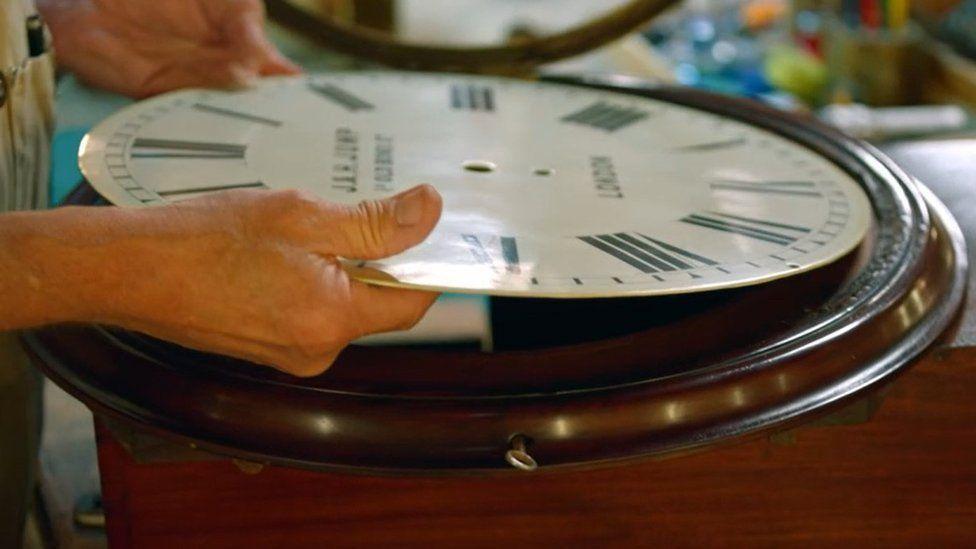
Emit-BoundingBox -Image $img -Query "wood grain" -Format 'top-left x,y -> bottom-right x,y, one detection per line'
94,345 -> 976,548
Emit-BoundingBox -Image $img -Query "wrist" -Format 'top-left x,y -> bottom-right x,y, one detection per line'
55,202 -> 230,333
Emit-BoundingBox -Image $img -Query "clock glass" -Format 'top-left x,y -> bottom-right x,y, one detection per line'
79,72 -> 872,297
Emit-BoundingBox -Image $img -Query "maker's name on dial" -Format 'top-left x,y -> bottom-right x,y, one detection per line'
591,155 -> 623,199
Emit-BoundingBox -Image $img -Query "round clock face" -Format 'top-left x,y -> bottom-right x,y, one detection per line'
80,72 -> 871,297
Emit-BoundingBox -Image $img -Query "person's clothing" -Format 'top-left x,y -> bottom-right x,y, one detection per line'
1,0 -> 52,212
0,0 -> 55,546
0,333 -> 41,548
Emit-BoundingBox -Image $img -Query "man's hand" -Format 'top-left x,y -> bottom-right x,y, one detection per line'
0,185 -> 442,377
38,0 -> 301,98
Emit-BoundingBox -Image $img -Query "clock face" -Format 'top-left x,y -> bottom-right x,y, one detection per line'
79,72 -> 872,297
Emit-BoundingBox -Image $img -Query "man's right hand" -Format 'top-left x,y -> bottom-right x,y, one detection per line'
0,185 -> 442,377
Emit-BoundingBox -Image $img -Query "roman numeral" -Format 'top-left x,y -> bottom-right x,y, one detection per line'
579,233 -> 715,274
308,81 -> 374,111
462,234 -> 491,265
450,84 -> 495,111
681,212 -> 810,245
155,181 -> 268,198
709,178 -> 822,198
130,138 -> 246,159
562,101 -> 649,132
500,236 -> 520,274
192,103 -> 282,127
676,137 -> 746,152
462,234 -> 521,273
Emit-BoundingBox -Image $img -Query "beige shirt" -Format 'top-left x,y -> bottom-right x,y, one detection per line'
0,6 -> 53,545
1,0 -> 54,213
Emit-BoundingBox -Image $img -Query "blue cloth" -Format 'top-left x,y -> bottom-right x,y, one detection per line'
49,127 -> 87,206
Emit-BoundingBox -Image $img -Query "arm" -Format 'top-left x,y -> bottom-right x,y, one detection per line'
17,0 -> 417,376
0,206 -> 114,329
0,186 -> 442,376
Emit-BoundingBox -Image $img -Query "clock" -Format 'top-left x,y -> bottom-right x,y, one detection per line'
27,75 -> 966,472
79,72 -> 871,297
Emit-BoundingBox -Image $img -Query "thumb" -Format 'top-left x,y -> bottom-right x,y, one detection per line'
260,50 -> 304,76
224,15 -> 267,73
320,184 -> 443,260
230,15 -> 302,76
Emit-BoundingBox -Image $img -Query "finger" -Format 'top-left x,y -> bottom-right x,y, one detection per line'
128,320 -> 337,377
54,26 -> 259,98
269,350 -> 341,378
187,331 -> 339,378
310,184 -> 443,260
136,51 -> 259,97
53,29 -> 163,98
260,50 -> 304,76
225,15 -> 268,72
347,282 -> 440,337
236,15 -> 303,75
224,11 -> 302,76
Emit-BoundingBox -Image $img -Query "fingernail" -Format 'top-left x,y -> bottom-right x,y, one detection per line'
274,52 -> 304,73
229,65 -> 259,89
394,186 -> 429,226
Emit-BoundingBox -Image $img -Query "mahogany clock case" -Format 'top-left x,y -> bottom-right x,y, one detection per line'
24,78 -> 967,473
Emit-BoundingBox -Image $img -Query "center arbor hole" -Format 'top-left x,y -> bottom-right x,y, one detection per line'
462,159 -> 496,173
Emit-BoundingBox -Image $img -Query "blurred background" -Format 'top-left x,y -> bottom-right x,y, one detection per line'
276,0 -> 976,137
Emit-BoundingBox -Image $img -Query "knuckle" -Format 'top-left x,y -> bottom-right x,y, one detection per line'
276,188 -> 319,213
247,189 -> 320,238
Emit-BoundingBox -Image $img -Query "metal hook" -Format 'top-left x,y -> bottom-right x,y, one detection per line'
505,434 -> 537,471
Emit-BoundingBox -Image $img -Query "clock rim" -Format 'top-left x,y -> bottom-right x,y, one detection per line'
26,78 -> 968,473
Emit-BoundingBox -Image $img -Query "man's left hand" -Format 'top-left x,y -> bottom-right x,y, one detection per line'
38,0 -> 302,98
